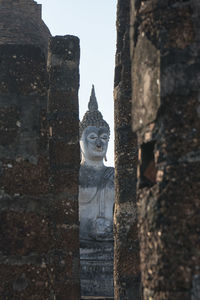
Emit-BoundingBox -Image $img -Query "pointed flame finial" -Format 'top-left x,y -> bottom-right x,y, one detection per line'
88,84 -> 98,112
79,84 -> 110,138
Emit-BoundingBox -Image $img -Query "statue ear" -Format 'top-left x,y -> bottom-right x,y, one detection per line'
104,155 -> 107,162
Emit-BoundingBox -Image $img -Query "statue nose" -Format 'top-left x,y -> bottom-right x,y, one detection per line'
96,139 -> 102,147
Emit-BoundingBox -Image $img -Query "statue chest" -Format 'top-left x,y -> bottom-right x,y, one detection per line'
79,186 -> 114,241
79,186 -> 114,217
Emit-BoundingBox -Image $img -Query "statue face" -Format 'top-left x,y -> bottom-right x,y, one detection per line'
80,126 -> 109,162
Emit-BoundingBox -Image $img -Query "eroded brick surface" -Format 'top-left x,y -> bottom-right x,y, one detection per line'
0,19 -> 80,300
114,1 -> 141,299
130,1 -> 200,299
0,0 -> 51,54
47,35 -> 81,299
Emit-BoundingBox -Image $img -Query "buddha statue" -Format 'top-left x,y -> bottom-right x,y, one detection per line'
79,85 -> 114,297
79,85 -> 114,242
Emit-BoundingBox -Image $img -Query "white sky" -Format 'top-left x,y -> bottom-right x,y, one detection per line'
38,0 -> 117,166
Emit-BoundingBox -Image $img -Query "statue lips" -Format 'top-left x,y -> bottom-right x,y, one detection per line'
96,145 -> 103,152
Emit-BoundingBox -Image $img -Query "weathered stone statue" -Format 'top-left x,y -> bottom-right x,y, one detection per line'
79,85 -> 114,297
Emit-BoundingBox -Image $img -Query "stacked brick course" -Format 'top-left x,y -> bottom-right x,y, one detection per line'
0,2 -> 80,299
0,0 -> 51,54
114,0 -> 200,299
0,0 -> 41,19
47,35 -> 80,299
129,0 -> 200,299
0,42 -> 51,300
114,0 -> 140,299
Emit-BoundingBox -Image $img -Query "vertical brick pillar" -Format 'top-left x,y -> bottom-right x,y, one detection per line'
114,0 -> 140,299
0,45 -> 51,299
47,35 -> 80,300
130,1 -> 200,299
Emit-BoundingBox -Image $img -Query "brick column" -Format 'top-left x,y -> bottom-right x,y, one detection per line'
47,35 -> 80,299
130,1 -> 200,299
0,44 -> 51,299
114,0 -> 140,299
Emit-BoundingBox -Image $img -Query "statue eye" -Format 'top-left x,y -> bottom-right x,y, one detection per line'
101,134 -> 108,140
88,134 -> 97,139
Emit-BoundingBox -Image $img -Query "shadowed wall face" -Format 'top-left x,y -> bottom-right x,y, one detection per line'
0,0 -> 51,55
0,2 -> 81,297
114,0 -> 140,299
130,0 -> 200,299
0,2 -> 52,298
0,37 -> 81,299
47,35 -> 81,299
0,43 -> 51,299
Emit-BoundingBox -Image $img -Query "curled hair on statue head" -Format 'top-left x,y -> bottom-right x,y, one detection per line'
79,85 -> 110,139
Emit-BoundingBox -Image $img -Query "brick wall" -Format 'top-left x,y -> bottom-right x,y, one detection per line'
0,35 -> 80,300
0,44 -> 51,299
47,35 -> 81,299
114,0 -> 141,299
0,0 -> 51,55
130,0 -> 200,299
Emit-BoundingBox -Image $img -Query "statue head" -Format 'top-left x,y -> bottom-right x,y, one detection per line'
80,85 -> 110,164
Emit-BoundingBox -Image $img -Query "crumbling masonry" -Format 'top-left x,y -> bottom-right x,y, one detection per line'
0,1 -> 80,299
115,0 -> 200,299
114,0 -> 140,299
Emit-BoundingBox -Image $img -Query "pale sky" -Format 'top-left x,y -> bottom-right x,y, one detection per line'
38,0 -> 117,166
